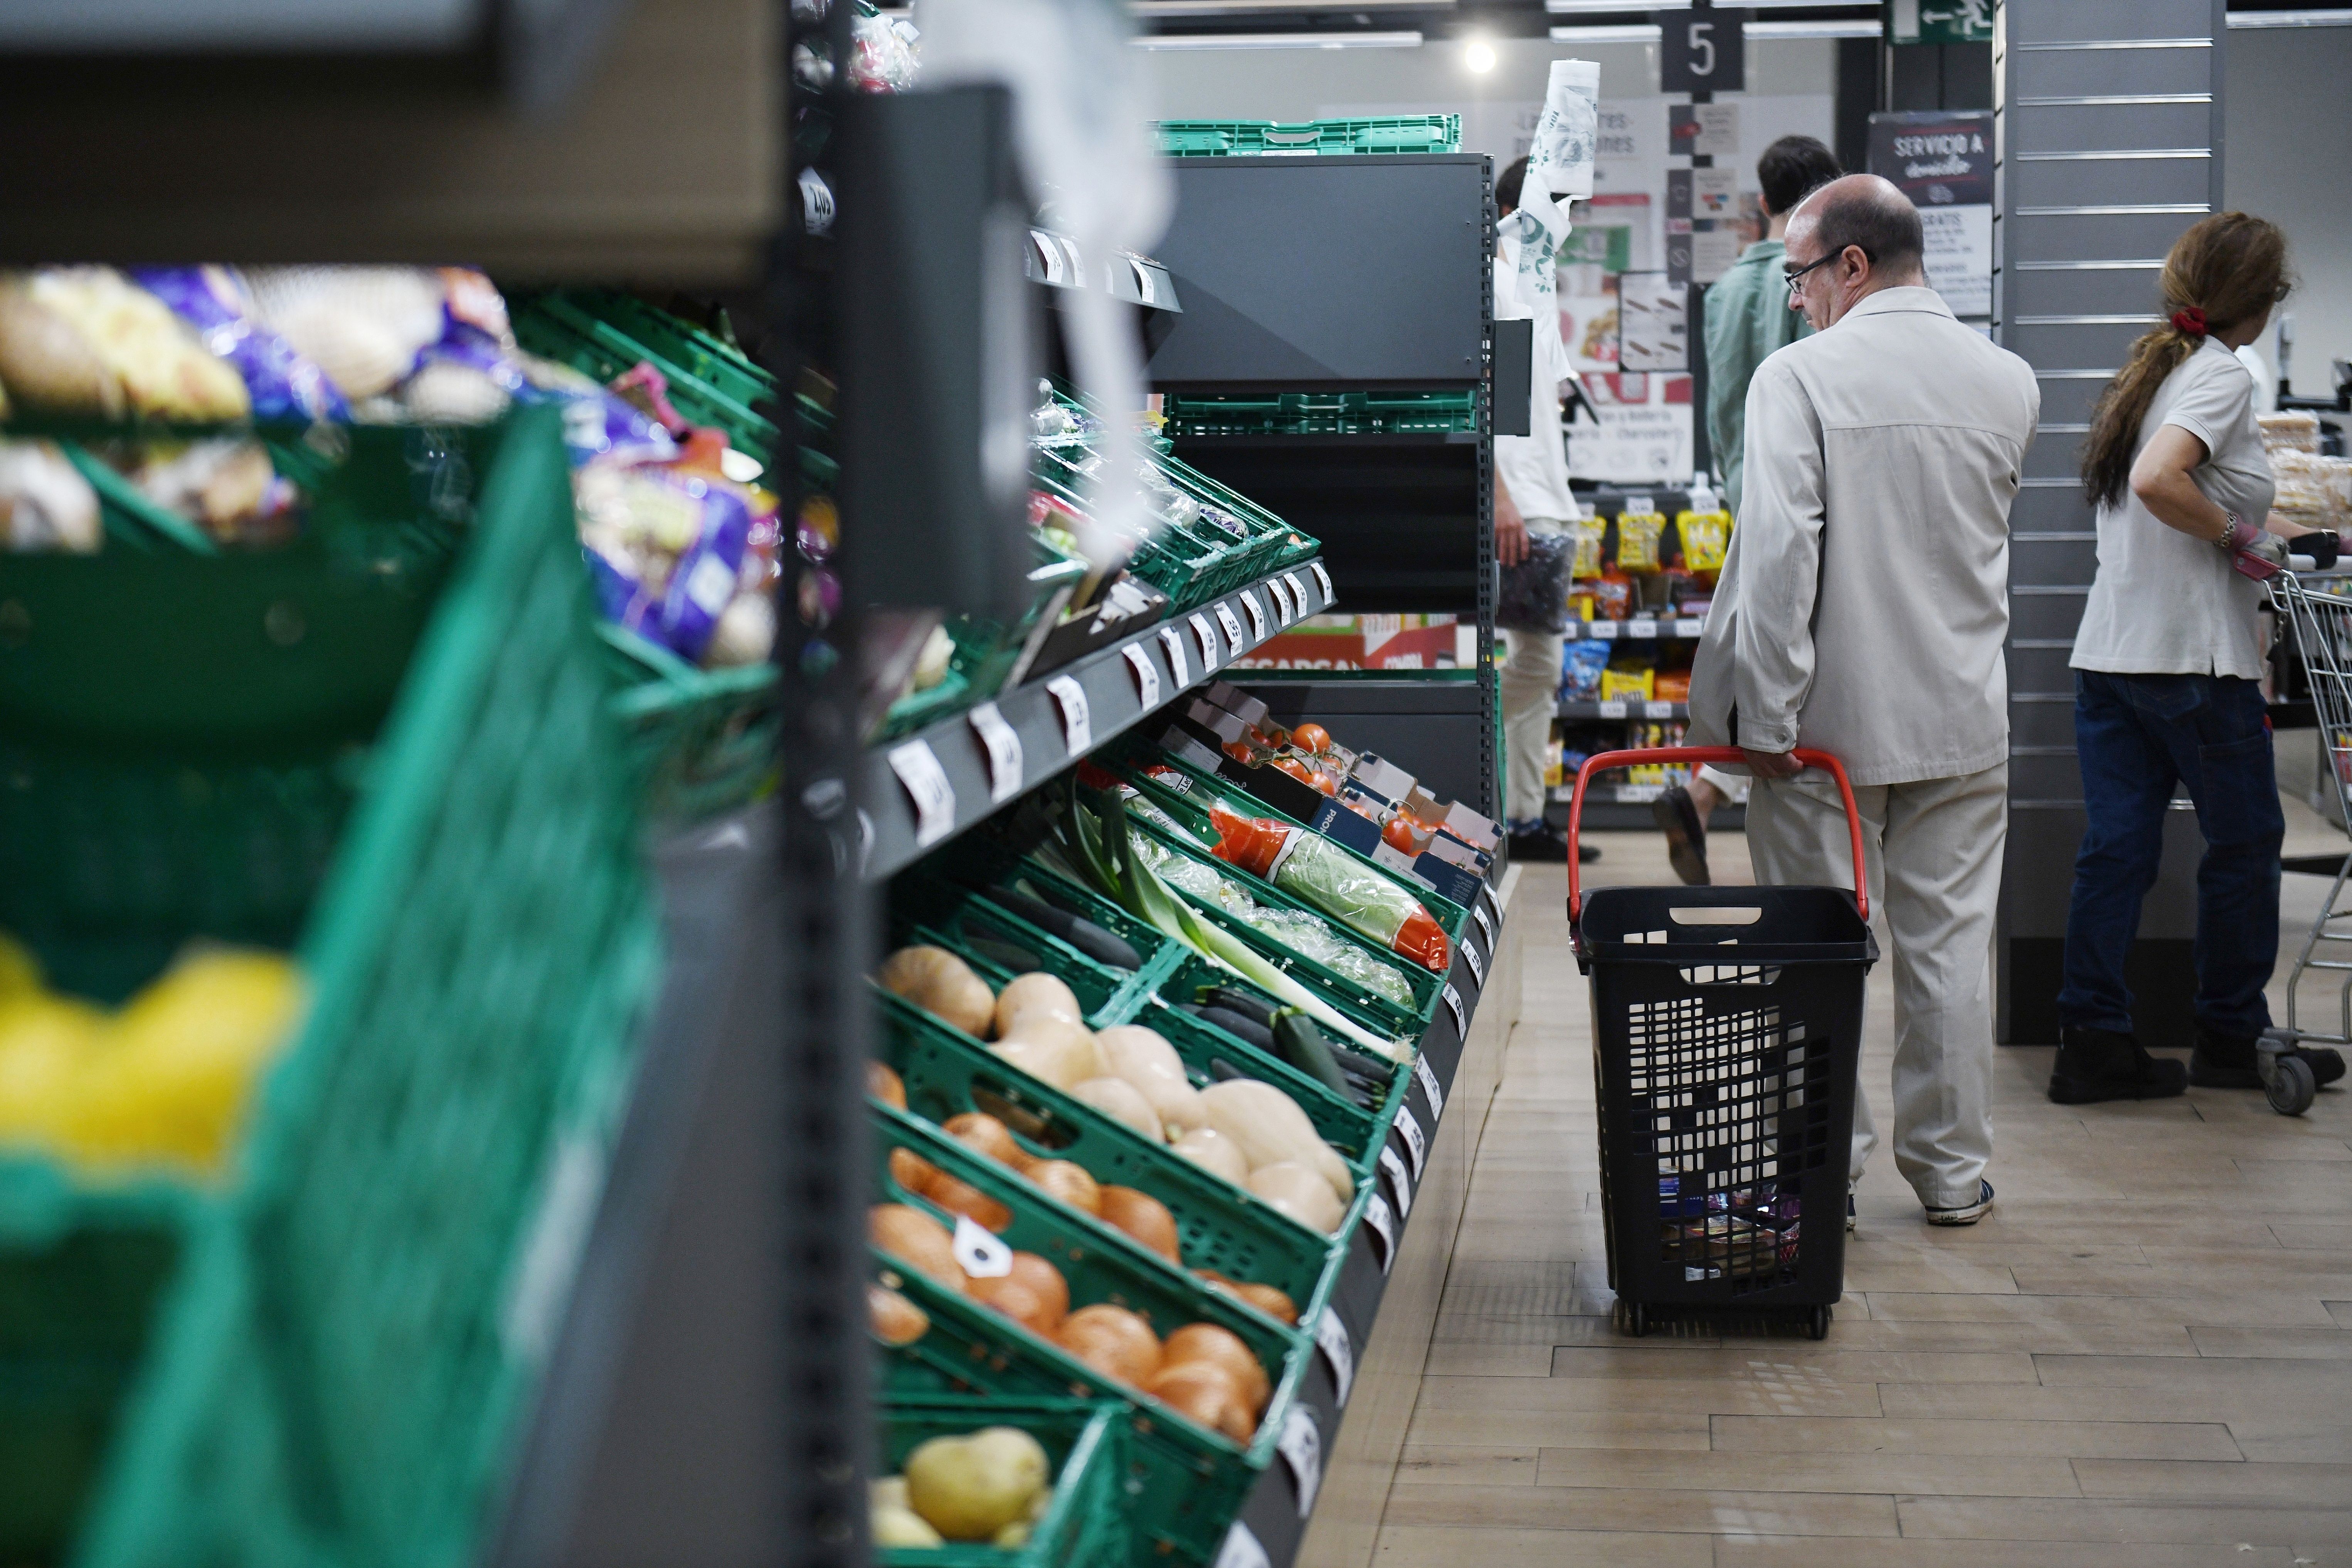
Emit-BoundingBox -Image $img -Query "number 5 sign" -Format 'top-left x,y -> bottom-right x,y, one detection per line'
1661,5 -> 1746,95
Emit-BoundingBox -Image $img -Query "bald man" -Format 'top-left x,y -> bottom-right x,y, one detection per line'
1687,175 -> 2040,1228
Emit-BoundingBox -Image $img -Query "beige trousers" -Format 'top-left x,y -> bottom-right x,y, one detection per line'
1744,762 -> 2007,1210
1498,518 -> 1571,826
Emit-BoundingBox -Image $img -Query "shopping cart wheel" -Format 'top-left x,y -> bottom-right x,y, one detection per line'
2267,1052 -> 2317,1117
1806,1305 -> 1833,1341
1623,1302 -> 1649,1338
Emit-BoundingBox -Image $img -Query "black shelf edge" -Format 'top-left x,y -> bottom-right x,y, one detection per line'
860,560 -> 1335,880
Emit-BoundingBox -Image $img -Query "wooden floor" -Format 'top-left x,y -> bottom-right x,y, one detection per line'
1373,803 -> 2352,1566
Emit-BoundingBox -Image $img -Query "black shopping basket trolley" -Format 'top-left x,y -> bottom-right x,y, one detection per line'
1567,747 -> 1878,1340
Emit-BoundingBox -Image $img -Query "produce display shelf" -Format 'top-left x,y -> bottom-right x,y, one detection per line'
1558,698 -> 1689,722
1564,616 -> 1706,641
862,561 -> 1338,881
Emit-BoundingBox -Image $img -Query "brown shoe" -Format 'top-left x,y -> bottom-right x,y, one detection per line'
1650,785 -> 1709,886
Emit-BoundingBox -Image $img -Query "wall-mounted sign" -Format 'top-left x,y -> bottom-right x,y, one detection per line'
1884,0 -> 1993,45
1866,109 -> 1994,317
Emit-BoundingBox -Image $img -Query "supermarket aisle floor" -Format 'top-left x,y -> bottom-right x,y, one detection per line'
1375,811 -> 2352,1567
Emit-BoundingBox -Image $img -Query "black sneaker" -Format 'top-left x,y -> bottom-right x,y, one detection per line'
1650,784 -> 1709,886
1925,1179 -> 1995,1226
2189,1025 -> 2263,1089
2049,1026 -> 2188,1104
1507,827 -> 1569,863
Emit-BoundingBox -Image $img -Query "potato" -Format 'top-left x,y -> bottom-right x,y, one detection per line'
994,972 -> 1082,1038
877,946 -> 995,1037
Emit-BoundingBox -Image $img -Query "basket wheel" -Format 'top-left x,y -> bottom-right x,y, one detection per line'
1807,1305 -> 1833,1341
1623,1302 -> 1649,1338
2268,1053 -> 2317,1117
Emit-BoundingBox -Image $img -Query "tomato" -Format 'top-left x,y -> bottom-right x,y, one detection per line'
1383,816 -> 1421,853
1291,722 -> 1331,754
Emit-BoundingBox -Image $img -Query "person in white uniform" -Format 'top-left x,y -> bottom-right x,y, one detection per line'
1492,155 -> 1593,864
2052,211 -> 2346,1102
1686,175 -> 2041,1227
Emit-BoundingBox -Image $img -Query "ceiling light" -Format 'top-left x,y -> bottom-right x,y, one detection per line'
2225,7 -> 2352,24
1464,37 -> 1496,70
1547,22 -> 1661,41
1132,29 -> 1423,47
1546,0 -> 1685,10
1746,18 -> 1883,37
1131,0 -> 1447,13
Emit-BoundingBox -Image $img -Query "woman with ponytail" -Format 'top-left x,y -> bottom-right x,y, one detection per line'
2051,212 -> 2345,1104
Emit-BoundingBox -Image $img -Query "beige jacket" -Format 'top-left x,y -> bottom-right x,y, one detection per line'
1687,287 -> 2040,787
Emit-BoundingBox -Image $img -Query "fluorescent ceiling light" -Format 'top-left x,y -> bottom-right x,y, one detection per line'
1131,0 -> 1445,13
1741,0 -> 1875,7
1747,18 -> 1882,36
1547,0 -> 1685,10
2226,7 -> 2352,24
1133,29 -> 1423,47
1548,22 -> 1661,40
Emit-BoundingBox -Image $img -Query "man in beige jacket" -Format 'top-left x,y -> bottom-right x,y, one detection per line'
1687,176 -> 2040,1226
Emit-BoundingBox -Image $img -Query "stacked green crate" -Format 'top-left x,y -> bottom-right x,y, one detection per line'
1154,116 -> 1460,158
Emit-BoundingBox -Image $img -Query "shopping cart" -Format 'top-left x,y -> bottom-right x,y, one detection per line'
1566,747 -> 1878,1339
2261,564 -> 2352,1115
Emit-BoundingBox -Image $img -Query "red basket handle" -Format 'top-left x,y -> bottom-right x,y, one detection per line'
1565,747 -> 1868,925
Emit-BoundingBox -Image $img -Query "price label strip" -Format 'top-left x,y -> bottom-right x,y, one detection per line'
1214,604 -> 1247,657
1628,619 -> 1658,640
1238,591 -> 1269,643
1191,612 -> 1223,671
951,1214 -> 1013,1278
1598,700 -> 1628,720
1121,642 -> 1161,710
1395,1104 -> 1428,1181
1045,675 -> 1092,758
1645,700 -> 1674,720
1471,901 -> 1496,954
887,740 -> 956,848
1364,1191 -> 1397,1275
1461,936 -> 1485,988
1158,624 -> 1191,688
1278,1405 -> 1323,1518
1215,1522 -> 1271,1568
1315,1307 -> 1354,1405
1380,1143 -> 1414,1218
1416,1054 -> 1446,1121
1309,560 -> 1334,603
1442,983 -> 1467,1040
966,702 -> 1023,805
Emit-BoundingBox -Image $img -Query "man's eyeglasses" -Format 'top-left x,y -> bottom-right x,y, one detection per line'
1782,252 -> 1840,302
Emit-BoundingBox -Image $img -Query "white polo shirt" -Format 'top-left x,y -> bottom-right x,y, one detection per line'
2071,339 -> 2277,681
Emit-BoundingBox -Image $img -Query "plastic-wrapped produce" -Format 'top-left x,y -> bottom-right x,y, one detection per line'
1130,836 -> 1420,1010
133,267 -> 350,423
1205,803 -> 1451,971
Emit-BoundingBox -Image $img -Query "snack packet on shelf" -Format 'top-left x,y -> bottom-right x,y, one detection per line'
0,440 -> 101,553
132,266 -> 350,423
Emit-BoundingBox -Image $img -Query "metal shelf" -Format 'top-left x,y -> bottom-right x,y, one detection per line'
1558,698 -> 1689,722
861,560 -> 1336,880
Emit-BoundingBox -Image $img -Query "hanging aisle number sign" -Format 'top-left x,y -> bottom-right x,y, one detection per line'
887,740 -> 956,847
1122,643 -> 1161,710
1159,624 -> 1190,687
967,702 -> 1023,805
1045,676 -> 1092,757
1190,613 -> 1221,671
1661,2 -> 1745,94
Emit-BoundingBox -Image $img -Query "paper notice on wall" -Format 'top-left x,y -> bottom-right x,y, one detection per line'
1617,274 -> 1687,373
1692,167 -> 1739,221
1692,224 -> 1746,286
1921,204 -> 1993,318
1570,400 -> 1694,486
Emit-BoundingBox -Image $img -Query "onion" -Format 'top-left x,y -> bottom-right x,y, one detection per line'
942,1111 -> 1023,1168
888,1148 -> 941,1198
1232,1281 -> 1298,1326
1163,1323 -> 1269,1414
1024,1159 -> 1102,1216
1004,1252 -> 1069,1328
877,946 -> 995,1038
869,1204 -> 966,1292
868,1061 -> 907,1110
867,1283 -> 930,1345
1054,1303 -> 1161,1387
1097,1185 -> 1181,1263
966,1276 -> 1053,1335
925,1172 -> 1011,1232
1144,1359 -> 1255,1443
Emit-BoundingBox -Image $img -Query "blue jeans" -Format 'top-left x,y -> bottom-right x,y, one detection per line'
2056,671 -> 2283,1039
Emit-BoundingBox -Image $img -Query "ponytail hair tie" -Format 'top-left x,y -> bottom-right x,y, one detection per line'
2171,307 -> 2209,338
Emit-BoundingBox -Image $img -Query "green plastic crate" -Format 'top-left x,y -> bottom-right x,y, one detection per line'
870,1111 -> 1312,1567
510,289 -> 779,456
877,1396 -> 1129,1568
0,408 -> 661,1568
1154,115 -> 1459,157
601,626 -> 779,825
1161,389 -> 1479,438
875,993 -> 1338,1320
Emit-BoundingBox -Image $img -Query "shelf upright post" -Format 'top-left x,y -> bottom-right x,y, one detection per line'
1477,156 -> 1502,826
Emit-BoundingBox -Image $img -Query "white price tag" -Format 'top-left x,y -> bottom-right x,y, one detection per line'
1284,572 -> 1312,614
1058,236 -> 1085,279
1122,642 -> 1162,710
1415,1054 -> 1445,1121
1471,902 -> 1496,952
1591,621 -> 1619,640
1267,575 -> 1295,623
1215,1522 -> 1272,1568
1379,1143 -> 1413,1217
1214,604 -> 1246,656
1644,700 -> 1674,720
1309,560 -> 1334,603
1189,613 -> 1221,671
1462,936 -> 1485,988
1315,1307 -> 1354,1405
1128,256 -> 1158,306
1395,1104 -> 1427,1179
1030,230 -> 1066,285
1628,619 -> 1658,640
1045,676 -> 1092,758
1442,983 -> 1467,1040
1238,591 -> 1269,642
855,807 -> 875,879
1480,883 -> 1501,925
951,1214 -> 1013,1278
1598,700 -> 1628,720
1278,1405 -> 1323,1517
966,702 -> 1023,806
1676,617 -> 1704,636
887,740 -> 957,848
1364,1191 -> 1397,1274
1158,624 -> 1190,688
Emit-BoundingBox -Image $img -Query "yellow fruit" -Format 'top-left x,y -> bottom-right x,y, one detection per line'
904,1426 -> 1050,1541
871,1503 -> 944,1548
0,994 -> 106,1146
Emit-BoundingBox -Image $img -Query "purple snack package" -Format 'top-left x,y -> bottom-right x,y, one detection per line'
656,476 -> 752,662
133,266 -> 350,423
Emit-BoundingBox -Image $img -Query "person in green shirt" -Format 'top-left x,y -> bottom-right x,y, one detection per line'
1654,135 -> 1842,885
1706,135 -> 1844,516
